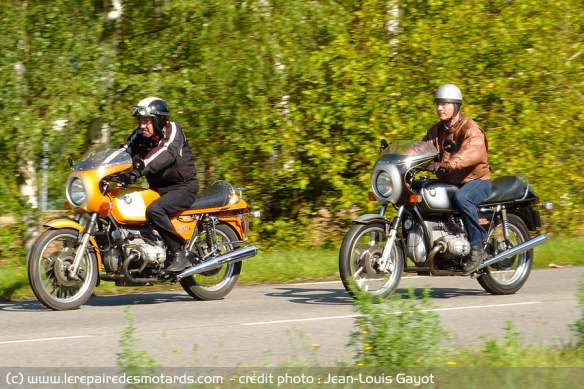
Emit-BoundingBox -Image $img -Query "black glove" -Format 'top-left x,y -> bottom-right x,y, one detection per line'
428,162 -> 451,174
122,169 -> 142,184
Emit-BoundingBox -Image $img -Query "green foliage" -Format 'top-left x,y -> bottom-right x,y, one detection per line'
453,321 -> 584,369
0,1 -> 582,251
478,321 -> 524,367
117,306 -> 160,377
0,262 -> 29,302
349,287 -> 448,367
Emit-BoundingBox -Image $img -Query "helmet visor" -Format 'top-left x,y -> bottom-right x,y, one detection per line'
131,106 -> 153,117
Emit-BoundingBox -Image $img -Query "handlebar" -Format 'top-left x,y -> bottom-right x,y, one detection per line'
416,165 -> 447,175
102,173 -> 129,187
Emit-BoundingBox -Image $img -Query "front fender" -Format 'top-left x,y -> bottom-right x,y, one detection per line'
43,219 -> 102,271
351,213 -> 406,262
353,214 -> 392,225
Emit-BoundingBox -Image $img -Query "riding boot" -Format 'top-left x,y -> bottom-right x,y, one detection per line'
463,244 -> 485,276
166,250 -> 189,273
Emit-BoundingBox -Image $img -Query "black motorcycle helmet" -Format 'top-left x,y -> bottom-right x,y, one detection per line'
131,97 -> 170,132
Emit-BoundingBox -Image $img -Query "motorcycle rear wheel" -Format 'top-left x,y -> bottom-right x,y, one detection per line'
27,228 -> 98,311
180,223 -> 242,300
339,222 -> 404,300
477,214 -> 533,295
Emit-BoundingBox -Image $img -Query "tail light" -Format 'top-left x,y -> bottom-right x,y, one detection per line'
247,210 -> 261,218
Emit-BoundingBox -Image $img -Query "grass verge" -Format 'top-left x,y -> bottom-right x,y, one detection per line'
1,236 -> 582,302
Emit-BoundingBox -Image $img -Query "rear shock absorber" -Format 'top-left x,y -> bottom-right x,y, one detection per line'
500,207 -> 513,248
204,216 -> 216,253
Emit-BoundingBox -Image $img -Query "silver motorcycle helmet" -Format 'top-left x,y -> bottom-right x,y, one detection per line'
435,84 -> 462,117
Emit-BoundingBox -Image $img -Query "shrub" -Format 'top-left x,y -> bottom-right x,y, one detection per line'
348,287 -> 449,367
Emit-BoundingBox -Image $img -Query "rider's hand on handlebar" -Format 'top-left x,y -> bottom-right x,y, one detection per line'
105,174 -> 124,184
121,169 -> 142,184
428,162 -> 451,174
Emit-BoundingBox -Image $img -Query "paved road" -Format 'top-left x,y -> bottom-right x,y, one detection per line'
0,267 -> 582,368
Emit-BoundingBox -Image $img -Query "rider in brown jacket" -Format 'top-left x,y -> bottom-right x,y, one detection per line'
423,84 -> 492,275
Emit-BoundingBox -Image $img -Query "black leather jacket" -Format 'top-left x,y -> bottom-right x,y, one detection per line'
125,121 -> 199,195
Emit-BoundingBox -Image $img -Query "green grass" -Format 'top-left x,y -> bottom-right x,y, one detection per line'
238,249 -> 340,284
0,263 -> 29,301
533,236 -> 584,268
1,236 -> 582,302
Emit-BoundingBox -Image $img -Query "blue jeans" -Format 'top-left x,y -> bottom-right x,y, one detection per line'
452,179 -> 493,246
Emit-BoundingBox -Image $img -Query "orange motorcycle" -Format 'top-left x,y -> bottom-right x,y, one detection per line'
28,147 -> 260,310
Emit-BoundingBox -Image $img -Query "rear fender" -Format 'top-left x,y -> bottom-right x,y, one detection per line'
216,216 -> 248,240
509,206 -> 541,232
43,219 -> 102,271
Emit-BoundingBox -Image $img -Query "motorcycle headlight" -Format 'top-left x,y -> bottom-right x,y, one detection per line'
68,178 -> 86,206
375,171 -> 393,198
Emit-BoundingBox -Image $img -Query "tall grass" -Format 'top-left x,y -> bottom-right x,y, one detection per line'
349,287 -> 449,367
116,306 -> 159,376
571,277 -> 584,348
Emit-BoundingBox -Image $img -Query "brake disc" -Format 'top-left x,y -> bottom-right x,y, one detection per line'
52,250 -> 79,286
361,244 -> 385,279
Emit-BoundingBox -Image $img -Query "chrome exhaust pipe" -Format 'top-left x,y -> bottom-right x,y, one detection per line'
479,234 -> 547,270
175,245 -> 259,281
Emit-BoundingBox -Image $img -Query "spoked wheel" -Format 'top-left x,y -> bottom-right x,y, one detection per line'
477,214 -> 533,295
180,224 -> 241,300
339,222 -> 404,300
28,228 -> 98,310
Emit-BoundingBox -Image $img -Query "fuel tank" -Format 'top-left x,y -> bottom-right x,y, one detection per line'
108,187 -> 160,224
418,181 -> 458,212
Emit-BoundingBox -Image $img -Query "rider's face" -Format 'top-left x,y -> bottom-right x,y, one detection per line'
435,102 -> 455,121
139,117 -> 155,137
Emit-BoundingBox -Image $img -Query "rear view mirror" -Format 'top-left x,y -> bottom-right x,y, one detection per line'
380,139 -> 389,153
133,157 -> 145,170
443,139 -> 457,153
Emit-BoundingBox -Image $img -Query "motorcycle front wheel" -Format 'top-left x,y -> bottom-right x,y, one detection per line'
27,228 -> 98,311
339,222 -> 404,300
180,223 -> 242,301
477,214 -> 533,295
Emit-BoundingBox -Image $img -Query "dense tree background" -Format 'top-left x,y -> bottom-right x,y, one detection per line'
1,0 -> 582,262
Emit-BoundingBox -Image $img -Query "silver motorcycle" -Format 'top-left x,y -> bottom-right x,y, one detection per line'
339,140 -> 552,299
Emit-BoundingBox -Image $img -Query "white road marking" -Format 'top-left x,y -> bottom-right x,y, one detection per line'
291,277 -> 425,286
241,301 -> 542,326
0,335 -> 91,345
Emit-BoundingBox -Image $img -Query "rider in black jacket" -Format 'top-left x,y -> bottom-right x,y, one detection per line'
123,97 -> 199,272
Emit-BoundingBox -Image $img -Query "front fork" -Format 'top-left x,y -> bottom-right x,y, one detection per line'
68,212 -> 99,279
378,205 -> 405,272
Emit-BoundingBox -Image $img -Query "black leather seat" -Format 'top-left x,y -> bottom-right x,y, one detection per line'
481,176 -> 526,205
189,184 -> 231,210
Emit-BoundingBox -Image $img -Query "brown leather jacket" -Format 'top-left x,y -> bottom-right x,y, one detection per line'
423,113 -> 491,185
